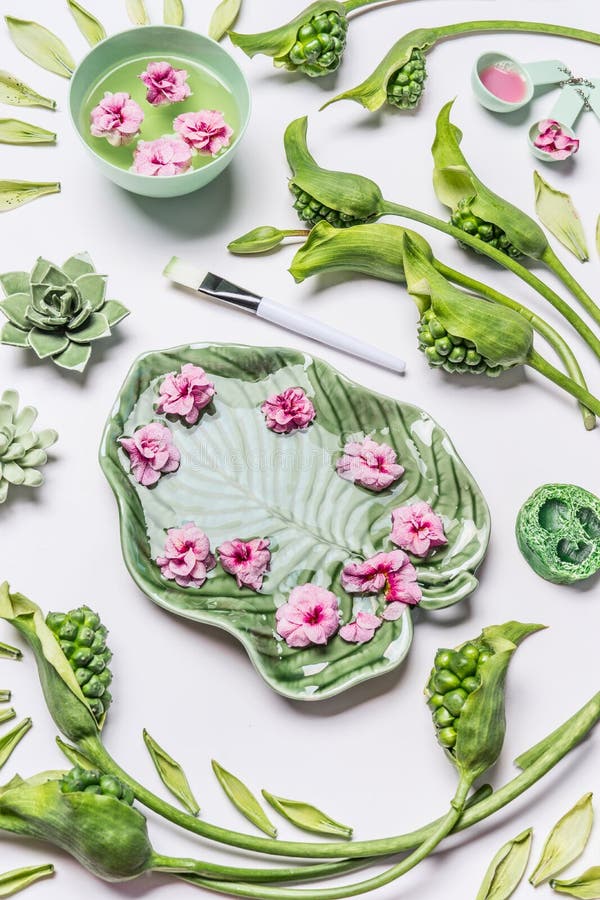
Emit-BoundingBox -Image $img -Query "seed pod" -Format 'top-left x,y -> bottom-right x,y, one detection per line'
451,199 -> 523,260
386,48 -> 427,109
61,766 -> 135,805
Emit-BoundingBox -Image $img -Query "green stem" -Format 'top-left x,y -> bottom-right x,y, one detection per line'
382,201 -> 600,359
343,0 -> 394,13
152,856 -> 370,885
527,349 -> 600,415
542,246 -> 600,326
430,20 -> 600,47
78,691 -> 600,862
436,260 -> 596,430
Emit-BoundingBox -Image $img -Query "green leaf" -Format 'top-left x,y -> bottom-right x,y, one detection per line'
143,729 -> 200,815
212,760 -> 276,837
530,793 -> 594,885
164,0 -> 184,26
75,273 -> 106,309
5,17 -> 76,78
103,300 -> 130,326
0,272 -> 29,295
125,0 -> 150,25
262,789 -> 352,838
35,429 -> 58,450
0,181 -> 60,212
534,171 -> 589,262
52,341 -> 91,372
0,641 -> 22,660
61,252 -> 95,281
55,735 -> 96,770
0,118 -> 55,144
0,692 -> 10,703
476,828 -> 533,900
0,718 -> 32,769
0,71 -> 56,108
67,311 -> 110,343
228,226 -> 290,254
209,0 -> 241,41
0,864 -> 54,897
0,709 -> 15,726
67,0 -> 106,46
27,328 -> 69,360
552,867 -> 600,898
230,1 -> 345,61
0,293 -> 30,328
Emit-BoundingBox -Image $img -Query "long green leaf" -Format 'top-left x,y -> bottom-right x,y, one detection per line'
0,709 -> 15,725
530,793 -> 594,885
125,0 -> 150,25
0,118 -> 55,144
143,729 -> 200,815
0,718 -> 31,769
476,828 -> 533,899
164,0 -> 184,26
0,71 -> 55,109
552,868 -> 600,898
212,760 -> 276,837
0,864 -> 54,897
67,0 -> 106,46
5,17 -> 76,78
0,641 -> 21,660
262,790 -> 352,838
0,181 -> 60,212
0,692 -> 10,703
534,171 -> 589,262
55,735 -> 95,770
209,0 -> 241,41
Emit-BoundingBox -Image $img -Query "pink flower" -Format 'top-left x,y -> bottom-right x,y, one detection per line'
339,612 -> 382,644
276,584 -> 340,648
174,110 -> 234,156
133,137 -> 192,176
336,437 -> 404,492
261,387 -> 316,434
119,422 -> 180,486
156,364 -> 216,424
341,550 -> 422,607
218,538 -> 271,592
381,602 -> 405,621
139,61 -> 191,106
156,523 -> 216,588
89,91 -> 144,147
534,119 -> 579,160
391,501 -> 447,557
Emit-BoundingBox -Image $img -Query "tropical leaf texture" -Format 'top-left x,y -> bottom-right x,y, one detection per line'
100,345 -> 489,700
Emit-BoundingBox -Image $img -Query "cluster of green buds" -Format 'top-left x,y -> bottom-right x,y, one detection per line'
291,184 -> 365,228
46,606 -> 112,723
418,308 -> 505,377
61,766 -> 134,805
426,641 -> 493,750
451,199 -> 522,260
386,48 -> 427,109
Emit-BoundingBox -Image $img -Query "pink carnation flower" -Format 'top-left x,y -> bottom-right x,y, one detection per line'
533,119 -> 579,160
391,501 -> 447,557
89,91 -> 144,147
341,550 -> 422,607
261,387 -> 316,434
276,584 -> 340,648
156,364 -> 216,424
133,137 -> 192,176
339,612 -> 382,644
139,61 -> 191,106
119,422 -> 180,487
218,538 -> 271,592
336,437 -> 404,492
156,523 -> 215,588
174,110 -> 233,156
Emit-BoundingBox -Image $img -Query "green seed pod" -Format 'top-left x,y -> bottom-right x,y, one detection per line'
386,48 -> 427,109
427,642 -> 492,750
418,308 -> 505,376
61,766 -> 135,805
451,198 -> 523,260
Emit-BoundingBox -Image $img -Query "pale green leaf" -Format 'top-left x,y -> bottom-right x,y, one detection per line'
52,341 -> 91,372
534,171 -> 589,262
0,272 -> 29,295
55,736 -> 96,770
103,299 -> 130,326
552,867 -> 600,898
67,0 -> 106,46
61,252 -> 95,281
164,0 -> 184,26
0,323 -> 29,347
0,71 -> 55,108
5,17 -> 76,78
212,760 -> 276,837
0,118 -> 55,144
0,692 -> 10,702
0,708 -> 15,725
262,790 -> 352,838
0,718 -> 32,769
530,793 -> 594,885
476,828 -> 533,900
0,641 -> 22,660
28,329 -> 69,359
0,864 -> 54,897
143,729 -> 200,815
67,311 -> 110,343
125,0 -> 150,25
209,0 -> 241,41
75,273 -> 106,309
0,181 -> 60,213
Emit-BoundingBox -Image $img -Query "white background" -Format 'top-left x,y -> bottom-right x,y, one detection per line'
1,0 -> 600,897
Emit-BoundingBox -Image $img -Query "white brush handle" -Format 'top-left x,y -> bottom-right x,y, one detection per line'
257,298 -> 406,374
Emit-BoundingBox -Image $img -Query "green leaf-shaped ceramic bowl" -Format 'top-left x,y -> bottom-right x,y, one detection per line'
100,344 -> 490,700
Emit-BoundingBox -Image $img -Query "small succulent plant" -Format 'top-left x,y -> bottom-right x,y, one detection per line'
0,252 -> 129,372
0,389 -> 57,504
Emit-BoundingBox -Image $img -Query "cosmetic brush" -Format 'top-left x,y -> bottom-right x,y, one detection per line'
163,258 -> 406,374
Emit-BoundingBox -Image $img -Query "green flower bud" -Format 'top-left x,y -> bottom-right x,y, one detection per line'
451,199 -> 523,260
386,48 -> 427,109
61,766 -> 134,805
418,308 -> 505,376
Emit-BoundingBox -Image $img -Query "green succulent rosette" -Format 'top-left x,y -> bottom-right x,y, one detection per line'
0,389 -> 57,503
0,252 -> 129,372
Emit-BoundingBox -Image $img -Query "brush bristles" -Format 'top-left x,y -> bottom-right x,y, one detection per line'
163,257 -> 207,291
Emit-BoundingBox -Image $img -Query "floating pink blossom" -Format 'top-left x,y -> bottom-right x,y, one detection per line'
341,550 -> 422,607
139,61 -> 191,106
381,602 -> 405,621
336,437 -> 404,492
276,584 -> 340,648
533,119 -> 579,160
261,387 -> 316,434
339,612 -> 382,644
119,422 -> 180,487
174,110 -> 233,156
156,364 -> 216,424
391,501 -> 447,557
89,91 -> 144,147
133,137 -> 192,176
218,538 -> 271,592
156,523 -> 215,588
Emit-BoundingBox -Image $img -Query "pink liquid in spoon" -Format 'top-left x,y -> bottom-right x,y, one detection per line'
480,62 -> 527,103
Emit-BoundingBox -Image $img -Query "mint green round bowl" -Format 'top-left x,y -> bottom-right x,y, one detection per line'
68,26 -> 251,198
